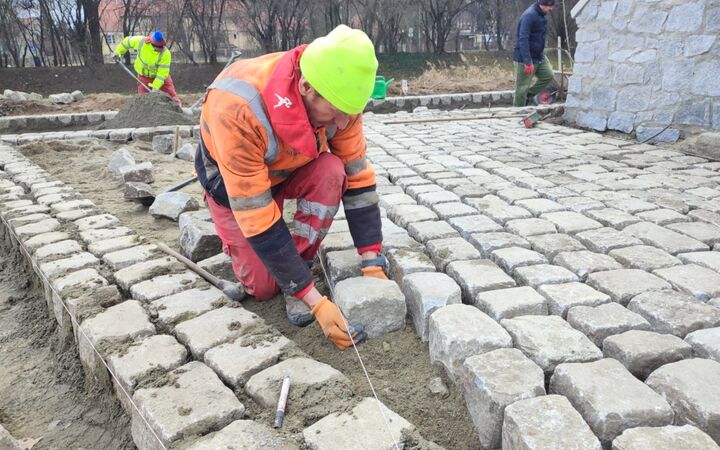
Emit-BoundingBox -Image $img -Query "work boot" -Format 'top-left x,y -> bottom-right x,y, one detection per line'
285,295 -> 315,327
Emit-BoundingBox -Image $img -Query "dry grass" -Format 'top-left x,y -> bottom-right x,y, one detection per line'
387,54 -> 515,96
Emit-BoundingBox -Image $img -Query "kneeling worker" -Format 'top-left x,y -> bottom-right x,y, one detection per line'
196,25 -> 387,350
114,30 -> 181,105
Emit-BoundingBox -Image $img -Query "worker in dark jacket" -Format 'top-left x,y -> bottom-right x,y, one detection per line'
512,0 -> 555,106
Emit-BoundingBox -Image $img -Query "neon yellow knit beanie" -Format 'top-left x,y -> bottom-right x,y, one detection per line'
300,25 -> 378,115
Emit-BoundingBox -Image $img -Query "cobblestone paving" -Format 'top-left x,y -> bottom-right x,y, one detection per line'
326,107 -> 720,448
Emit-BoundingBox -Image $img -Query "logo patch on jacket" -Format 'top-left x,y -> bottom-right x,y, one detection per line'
273,93 -> 292,109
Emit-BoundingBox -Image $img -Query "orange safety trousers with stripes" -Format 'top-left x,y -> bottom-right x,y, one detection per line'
205,152 -> 347,301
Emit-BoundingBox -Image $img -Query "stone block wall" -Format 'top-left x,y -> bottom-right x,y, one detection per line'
564,0 -> 720,141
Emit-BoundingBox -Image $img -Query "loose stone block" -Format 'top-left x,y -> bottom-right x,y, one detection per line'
150,287 -> 226,329
175,143 -> 196,162
538,282 -> 612,318
173,306 -> 263,358
36,192 -> 78,206
103,244 -> 158,270
474,286 -> 548,321
8,213 -> 52,228
302,398 -> 413,450
501,315 -> 602,376
131,362 -> 244,450
246,357 -> 352,417
407,220 -> 458,243
56,208 -> 98,221
204,334 -> 292,388
87,234 -> 140,257
550,358 -> 674,445
447,214 -> 502,239
124,182 -> 154,200
586,269 -> 672,305
624,222 -> 708,254
462,348 -> 545,449
39,252 -> 99,278
79,300 -> 156,385
120,161 -> 154,184
491,247 -> 548,272
426,237 -> 482,270
384,247 -> 436,287
646,358 -> 720,443
685,327 -> 720,362
34,239 -> 82,261
541,211 -> 603,234
180,420 -> 299,450
24,231 -> 71,252
108,147 -> 136,175
150,192 -> 200,221
179,212 -> 222,262
654,264 -> 720,301
503,395 -> 602,450
108,335 -> 188,414
401,272 -> 462,343
75,213 -> 120,231
152,134 -> 174,154
554,250 -> 623,279
387,204 -> 438,228
326,249 -> 361,287
446,259 -> 516,302
334,277 -> 406,338
505,218 -> 557,237
428,304 -> 512,381
197,252 -> 234,282
611,425 -> 720,450
603,330 -> 693,379
575,227 -> 644,253
567,302 -> 651,347
609,245 -> 682,271
678,251 -> 720,274
15,218 -> 61,239
130,271 -> 202,302
628,290 -> 720,337
514,264 -> 579,287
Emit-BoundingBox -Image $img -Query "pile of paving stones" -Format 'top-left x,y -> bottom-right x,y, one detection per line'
2,102 -> 720,449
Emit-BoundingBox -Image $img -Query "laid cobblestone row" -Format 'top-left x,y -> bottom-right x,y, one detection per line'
6,102 -> 720,447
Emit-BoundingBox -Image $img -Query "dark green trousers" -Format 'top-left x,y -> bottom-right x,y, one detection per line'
513,55 -> 554,107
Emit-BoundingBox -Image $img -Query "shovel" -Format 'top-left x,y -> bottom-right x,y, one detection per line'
135,175 -> 199,207
115,57 -> 172,99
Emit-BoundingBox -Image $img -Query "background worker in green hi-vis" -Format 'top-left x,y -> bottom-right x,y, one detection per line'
114,30 -> 181,106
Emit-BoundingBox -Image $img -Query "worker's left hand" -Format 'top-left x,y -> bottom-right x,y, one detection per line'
112,54 -> 121,63
360,254 -> 388,280
361,266 -> 388,280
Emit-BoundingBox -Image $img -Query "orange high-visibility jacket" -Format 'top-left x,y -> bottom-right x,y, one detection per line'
196,45 -> 382,295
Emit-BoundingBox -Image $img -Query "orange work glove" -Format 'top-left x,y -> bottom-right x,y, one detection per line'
361,265 -> 388,280
524,63 -> 534,75
311,297 -> 365,351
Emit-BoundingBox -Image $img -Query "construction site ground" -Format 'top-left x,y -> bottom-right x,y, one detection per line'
1,89 -> 719,449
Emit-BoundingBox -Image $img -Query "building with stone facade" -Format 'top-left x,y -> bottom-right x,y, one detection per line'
563,0 -> 720,142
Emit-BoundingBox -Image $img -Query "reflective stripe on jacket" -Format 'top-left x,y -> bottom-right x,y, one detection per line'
115,36 -> 172,90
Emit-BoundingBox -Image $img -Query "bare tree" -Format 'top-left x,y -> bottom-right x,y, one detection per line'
277,0 -> 307,50
235,0 -> 281,52
419,0 -> 473,54
185,0 -> 229,63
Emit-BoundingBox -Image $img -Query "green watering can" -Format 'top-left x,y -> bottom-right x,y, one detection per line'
371,76 -> 394,99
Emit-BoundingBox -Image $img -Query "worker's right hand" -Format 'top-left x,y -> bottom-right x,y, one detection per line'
113,54 -> 121,63
311,296 -> 365,351
524,64 -> 534,75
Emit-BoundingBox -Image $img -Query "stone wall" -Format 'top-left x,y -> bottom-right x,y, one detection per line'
564,0 -> 720,141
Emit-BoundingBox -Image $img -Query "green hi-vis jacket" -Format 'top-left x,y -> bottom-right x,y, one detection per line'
114,36 -> 171,90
